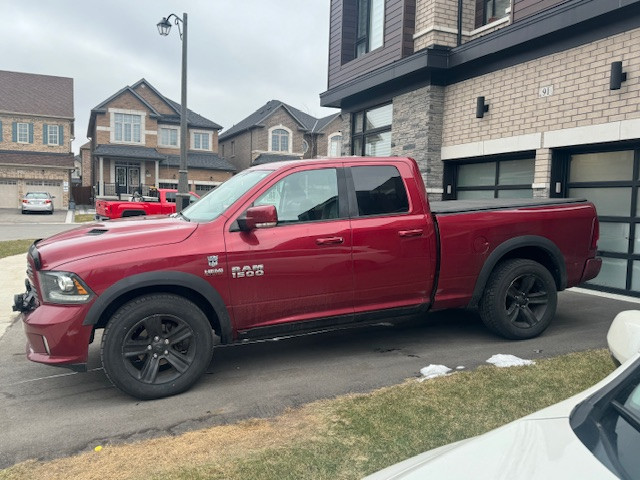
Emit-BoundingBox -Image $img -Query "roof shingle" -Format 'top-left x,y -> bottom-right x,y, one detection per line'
0,70 -> 73,118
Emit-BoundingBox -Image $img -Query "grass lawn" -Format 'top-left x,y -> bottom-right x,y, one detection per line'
0,240 -> 34,259
73,214 -> 96,223
0,349 -> 617,480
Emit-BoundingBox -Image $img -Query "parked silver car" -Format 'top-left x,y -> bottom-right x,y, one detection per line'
365,311 -> 640,480
21,192 -> 54,214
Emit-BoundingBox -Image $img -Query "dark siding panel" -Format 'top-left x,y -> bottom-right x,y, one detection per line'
513,0 -> 571,22
328,0 -> 412,89
475,0 -> 484,28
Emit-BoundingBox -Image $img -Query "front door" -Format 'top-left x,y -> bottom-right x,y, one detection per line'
224,166 -> 354,332
115,165 -> 141,196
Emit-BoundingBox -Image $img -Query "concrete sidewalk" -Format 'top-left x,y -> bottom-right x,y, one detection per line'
0,254 -> 28,339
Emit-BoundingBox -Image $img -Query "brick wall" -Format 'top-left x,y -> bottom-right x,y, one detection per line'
414,0 -> 482,51
80,145 -> 92,187
316,116 -> 344,157
442,27 -> 640,147
0,115 -> 73,153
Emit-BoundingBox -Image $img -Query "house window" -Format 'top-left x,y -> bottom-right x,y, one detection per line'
159,127 -> 179,147
192,131 -> 211,150
271,128 -> 290,152
47,125 -> 60,145
114,113 -> 141,143
451,157 -> 535,199
355,0 -> 384,58
481,0 -> 510,25
328,133 -> 342,157
231,141 -> 235,156
302,140 -> 309,155
17,122 -> 29,143
351,103 -> 392,157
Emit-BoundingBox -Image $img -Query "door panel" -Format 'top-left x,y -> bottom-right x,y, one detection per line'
347,163 -> 435,312
223,167 -> 354,331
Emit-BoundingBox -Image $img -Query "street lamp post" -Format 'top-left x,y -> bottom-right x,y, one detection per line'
157,12 -> 189,212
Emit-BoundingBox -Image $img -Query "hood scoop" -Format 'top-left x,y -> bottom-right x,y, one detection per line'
87,228 -> 108,236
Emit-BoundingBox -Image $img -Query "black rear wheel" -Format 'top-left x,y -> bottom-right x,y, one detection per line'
479,259 -> 557,339
101,294 -> 213,399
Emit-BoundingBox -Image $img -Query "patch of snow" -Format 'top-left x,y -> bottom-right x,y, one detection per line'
419,364 -> 452,381
486,354 -> 535,368
456,366 -> 465,370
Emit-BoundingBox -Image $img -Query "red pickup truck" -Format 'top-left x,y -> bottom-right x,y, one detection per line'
94,188 -> 199,220
14,157 -> 601,399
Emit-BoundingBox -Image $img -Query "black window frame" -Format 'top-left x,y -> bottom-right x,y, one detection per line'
552,144 -> 640,296
354,0 -> 384,58
351,102 -> 393,157
444,153 -> 536,201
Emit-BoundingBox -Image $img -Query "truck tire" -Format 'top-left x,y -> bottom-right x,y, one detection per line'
479,259 -> 557,340
101,294 -> 214,400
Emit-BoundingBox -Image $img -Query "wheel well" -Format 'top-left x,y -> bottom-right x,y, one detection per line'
496,246 -> 562,290
94,286 -> 222,338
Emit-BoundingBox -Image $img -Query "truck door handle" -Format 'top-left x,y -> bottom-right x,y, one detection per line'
316,237 -> 344,245
398,229 -> 423,238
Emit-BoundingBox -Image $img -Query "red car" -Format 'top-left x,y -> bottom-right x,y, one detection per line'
14,157 -> 601,399
94,188 -> 199,220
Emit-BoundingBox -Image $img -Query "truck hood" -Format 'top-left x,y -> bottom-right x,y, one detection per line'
35,216 -> 198,269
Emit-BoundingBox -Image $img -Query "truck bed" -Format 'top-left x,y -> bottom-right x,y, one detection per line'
430,198 -> 588,215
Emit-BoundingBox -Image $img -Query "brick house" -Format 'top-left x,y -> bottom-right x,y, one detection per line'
0,70 -> 75,209
218,100 -> 342,172
321,0 -> 640,296
87,79 -> 235,198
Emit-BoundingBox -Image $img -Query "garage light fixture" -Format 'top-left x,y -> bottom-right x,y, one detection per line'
476,96 -> 489,118
610,61 -> 627,90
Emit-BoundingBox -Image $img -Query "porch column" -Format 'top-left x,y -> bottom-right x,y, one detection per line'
155,160 -> 159,187
99,156 -> 104,196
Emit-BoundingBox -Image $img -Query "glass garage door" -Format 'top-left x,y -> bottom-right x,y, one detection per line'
455,157 -> 535,199
566,150 -> 639,294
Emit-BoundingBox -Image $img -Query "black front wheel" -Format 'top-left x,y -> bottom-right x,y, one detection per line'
479,259 -> 557,340
101,294 -> 214,400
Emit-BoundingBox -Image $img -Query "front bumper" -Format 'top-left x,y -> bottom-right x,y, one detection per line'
18,301 -> 93,369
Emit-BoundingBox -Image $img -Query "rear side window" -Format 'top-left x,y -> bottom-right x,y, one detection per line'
351,165 -> 409,216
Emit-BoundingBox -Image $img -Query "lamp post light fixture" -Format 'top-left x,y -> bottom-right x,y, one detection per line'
157,12 -> 189,212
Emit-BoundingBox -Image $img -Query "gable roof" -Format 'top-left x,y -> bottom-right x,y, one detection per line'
0,70 -> 73,118
219,100 -> 339,141
87,79 -> 222,136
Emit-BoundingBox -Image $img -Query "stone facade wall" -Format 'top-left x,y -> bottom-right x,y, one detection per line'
442,27 -> 640,147
391,84 -> 445,193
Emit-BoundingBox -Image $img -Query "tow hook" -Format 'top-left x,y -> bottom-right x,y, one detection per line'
13,291 -> 35,313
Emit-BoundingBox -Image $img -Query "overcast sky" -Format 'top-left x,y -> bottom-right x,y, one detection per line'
4,0 -> 337,153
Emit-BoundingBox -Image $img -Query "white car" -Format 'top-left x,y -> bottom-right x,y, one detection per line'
365,311 -> 640,480
21,191 -> 54,214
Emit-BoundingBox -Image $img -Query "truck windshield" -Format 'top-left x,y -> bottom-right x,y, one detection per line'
180,170 -> 271,222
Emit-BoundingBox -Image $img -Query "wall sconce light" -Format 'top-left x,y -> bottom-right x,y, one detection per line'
476,96 -> 489,118
610,61 -> 627,90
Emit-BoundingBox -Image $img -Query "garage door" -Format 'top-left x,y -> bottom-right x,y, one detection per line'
0,179 -> 19,208
564,149 -> 639,295
24,180 -> 64,209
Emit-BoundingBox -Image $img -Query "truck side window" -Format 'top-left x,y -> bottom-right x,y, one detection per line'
351,166 -> 409,216
254,169 -> 340,223
165,192 -> 176,203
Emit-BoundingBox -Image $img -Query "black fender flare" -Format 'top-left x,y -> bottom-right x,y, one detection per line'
82,271 -> 232,343
469,235 -> 567,308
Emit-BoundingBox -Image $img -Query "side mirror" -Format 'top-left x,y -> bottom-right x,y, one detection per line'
607,310 -> 640,364
238,205 -> 278,232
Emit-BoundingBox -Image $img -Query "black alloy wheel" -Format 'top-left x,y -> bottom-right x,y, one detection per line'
102,294 -> 213,399
479,259 -> 558,339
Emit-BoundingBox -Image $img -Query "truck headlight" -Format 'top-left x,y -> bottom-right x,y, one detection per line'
40,272 -> 94,304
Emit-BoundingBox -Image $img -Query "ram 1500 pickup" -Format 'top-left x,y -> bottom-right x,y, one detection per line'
14,157 -> 601,399
95,188 -> 199,220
